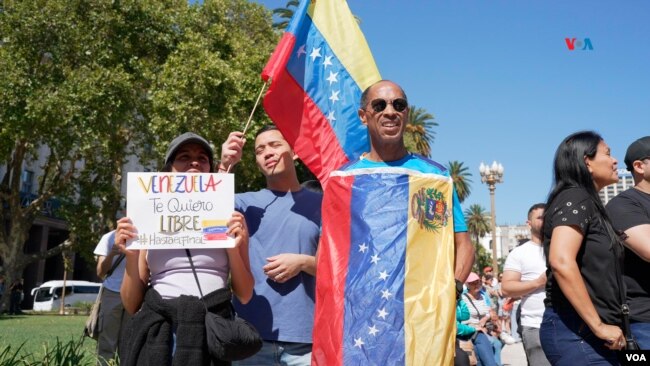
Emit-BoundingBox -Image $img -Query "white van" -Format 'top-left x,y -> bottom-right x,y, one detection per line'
31,280 -> 101,311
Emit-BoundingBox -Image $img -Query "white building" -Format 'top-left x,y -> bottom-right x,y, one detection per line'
599,169 -> 634,205
478,224 -> 531,260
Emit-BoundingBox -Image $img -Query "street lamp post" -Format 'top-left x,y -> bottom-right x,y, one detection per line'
479,161 -> 504,275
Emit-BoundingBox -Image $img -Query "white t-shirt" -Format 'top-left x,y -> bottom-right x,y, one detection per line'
93,231 -> 125,293
503,240 -> 547,328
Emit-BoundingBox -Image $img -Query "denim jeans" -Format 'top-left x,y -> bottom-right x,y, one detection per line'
472,332 -> 501,366
630,322 -> 650,350
540,307 -> 618,365
233,340 -> 311,366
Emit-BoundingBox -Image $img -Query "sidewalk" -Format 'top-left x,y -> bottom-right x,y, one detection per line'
502,341 -> 527,366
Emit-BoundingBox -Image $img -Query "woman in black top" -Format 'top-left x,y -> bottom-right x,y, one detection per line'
539,131 -> 625,365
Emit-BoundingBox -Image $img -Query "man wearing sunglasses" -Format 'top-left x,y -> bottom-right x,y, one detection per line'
312,80 -> 475,363
346,80 -> 474,286
606,135 -> 650,349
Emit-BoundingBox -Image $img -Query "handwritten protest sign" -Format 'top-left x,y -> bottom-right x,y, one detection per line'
126,172 -> 235,249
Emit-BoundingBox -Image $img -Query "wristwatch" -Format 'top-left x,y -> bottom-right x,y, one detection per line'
455,278 -> 463,297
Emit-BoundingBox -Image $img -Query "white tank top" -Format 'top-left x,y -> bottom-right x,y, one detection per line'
147,248 -> 229,299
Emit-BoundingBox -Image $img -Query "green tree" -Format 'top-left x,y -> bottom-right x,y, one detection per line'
464,204 -> 490,251
447,160 -> 473,203
0,0 -> 278,309
474,244 -> 494,274
404,105 -> 437,157
148,0 -> 278,192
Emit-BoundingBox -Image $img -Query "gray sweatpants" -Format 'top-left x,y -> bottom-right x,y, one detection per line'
522,325 -> 551,366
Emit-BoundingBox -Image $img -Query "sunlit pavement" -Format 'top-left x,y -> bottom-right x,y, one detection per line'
502,341 -> 527,366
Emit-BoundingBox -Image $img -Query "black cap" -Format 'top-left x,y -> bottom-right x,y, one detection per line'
624,136 -> 650,172
164,132 -> 214,168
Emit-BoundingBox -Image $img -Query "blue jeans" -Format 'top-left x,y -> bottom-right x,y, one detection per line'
473,332 -> 502,366
234,340 -> 311,366
540,307 -> 618,365
630,322 -> 650,350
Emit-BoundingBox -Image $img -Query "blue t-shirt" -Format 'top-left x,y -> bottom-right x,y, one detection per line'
343,153 -> 468,232
233,188 -> 322,343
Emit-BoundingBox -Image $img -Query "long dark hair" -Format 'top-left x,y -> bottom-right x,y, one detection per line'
545,130 -> 621,247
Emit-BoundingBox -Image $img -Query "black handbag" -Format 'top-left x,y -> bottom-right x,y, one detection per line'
185,249 -> 262,361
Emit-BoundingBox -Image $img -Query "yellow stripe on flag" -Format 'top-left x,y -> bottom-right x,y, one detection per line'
309,0 -> 381,91
202,219 -> 227,227
405,175 -> 456,365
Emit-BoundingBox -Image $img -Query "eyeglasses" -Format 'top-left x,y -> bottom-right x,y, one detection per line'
368,98 -> 408,113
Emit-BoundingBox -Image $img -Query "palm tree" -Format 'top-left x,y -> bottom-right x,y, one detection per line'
272,0 -> 299,30
272,0 -> 361,30
447,160 -> 472,203
404,105 -> 437,157
464,204 -> 490,251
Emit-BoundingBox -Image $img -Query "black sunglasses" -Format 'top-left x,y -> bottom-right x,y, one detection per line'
368,98 -> 408,113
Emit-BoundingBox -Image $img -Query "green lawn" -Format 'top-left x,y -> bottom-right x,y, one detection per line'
0,313 -> 97,364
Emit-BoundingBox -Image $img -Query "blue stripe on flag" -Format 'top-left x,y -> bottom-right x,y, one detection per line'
343,173 -> 407,364
285,14 -> 368,161
202,226 -> 227,234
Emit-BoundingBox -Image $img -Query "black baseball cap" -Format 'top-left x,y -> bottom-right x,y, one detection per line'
164,132 -> 214,168
624,136 -> 650,172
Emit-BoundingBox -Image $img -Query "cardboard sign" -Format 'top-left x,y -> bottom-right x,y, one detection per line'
125,172 -> 235,249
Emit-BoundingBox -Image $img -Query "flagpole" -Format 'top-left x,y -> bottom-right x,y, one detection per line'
226,80 -> 269,173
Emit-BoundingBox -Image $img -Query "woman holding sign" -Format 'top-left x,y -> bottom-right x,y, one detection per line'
115,132 -> 254,366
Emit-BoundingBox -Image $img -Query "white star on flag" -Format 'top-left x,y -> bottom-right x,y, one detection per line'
358,243 -> 368,253
296,44 -> 306,58
323,55 -> 333,68
329,90 -> 340,103
309,47 -> 322,61
326,70 -> 338,85
326,111 -> 336,122
378,270 -> 389,281
368,325 -> 379,336
377,308 -> 388,319
381,289 -> 392,299
370,254 -> 380,264
354,337 -> 364,348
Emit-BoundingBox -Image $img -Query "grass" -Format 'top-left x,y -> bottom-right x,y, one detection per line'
0,313 -> 96,364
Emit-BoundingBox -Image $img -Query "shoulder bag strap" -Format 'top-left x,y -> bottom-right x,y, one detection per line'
104,254 -> 125,280
185,249 -> 205,299
463,293 -> 484,319
612,235 -> 637,347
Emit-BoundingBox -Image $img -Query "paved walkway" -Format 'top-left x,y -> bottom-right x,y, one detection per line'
502,341 -> 527,366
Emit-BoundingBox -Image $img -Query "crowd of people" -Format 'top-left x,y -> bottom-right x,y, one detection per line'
79,80 -> 649,366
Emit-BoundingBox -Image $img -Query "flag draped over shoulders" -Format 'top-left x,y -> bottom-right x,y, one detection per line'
313,168 -> 457,366
261,0 -> 381,183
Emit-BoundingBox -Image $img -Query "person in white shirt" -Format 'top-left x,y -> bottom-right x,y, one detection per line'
502,203 -> 550,366
94,231 -> 129,366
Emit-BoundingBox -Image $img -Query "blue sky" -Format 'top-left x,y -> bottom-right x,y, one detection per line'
253,0 -> 650,224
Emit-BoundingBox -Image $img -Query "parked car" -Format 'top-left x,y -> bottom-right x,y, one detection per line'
31,280 -> 101,311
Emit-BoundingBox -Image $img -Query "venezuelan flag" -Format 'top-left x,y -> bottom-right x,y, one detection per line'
313,168 -> 457,365
261,0 -> 381,183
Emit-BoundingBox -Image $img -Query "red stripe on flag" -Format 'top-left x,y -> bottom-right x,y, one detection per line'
312,175 -> 354,366
261,32 -> 295,83
263,64 -> 349,183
